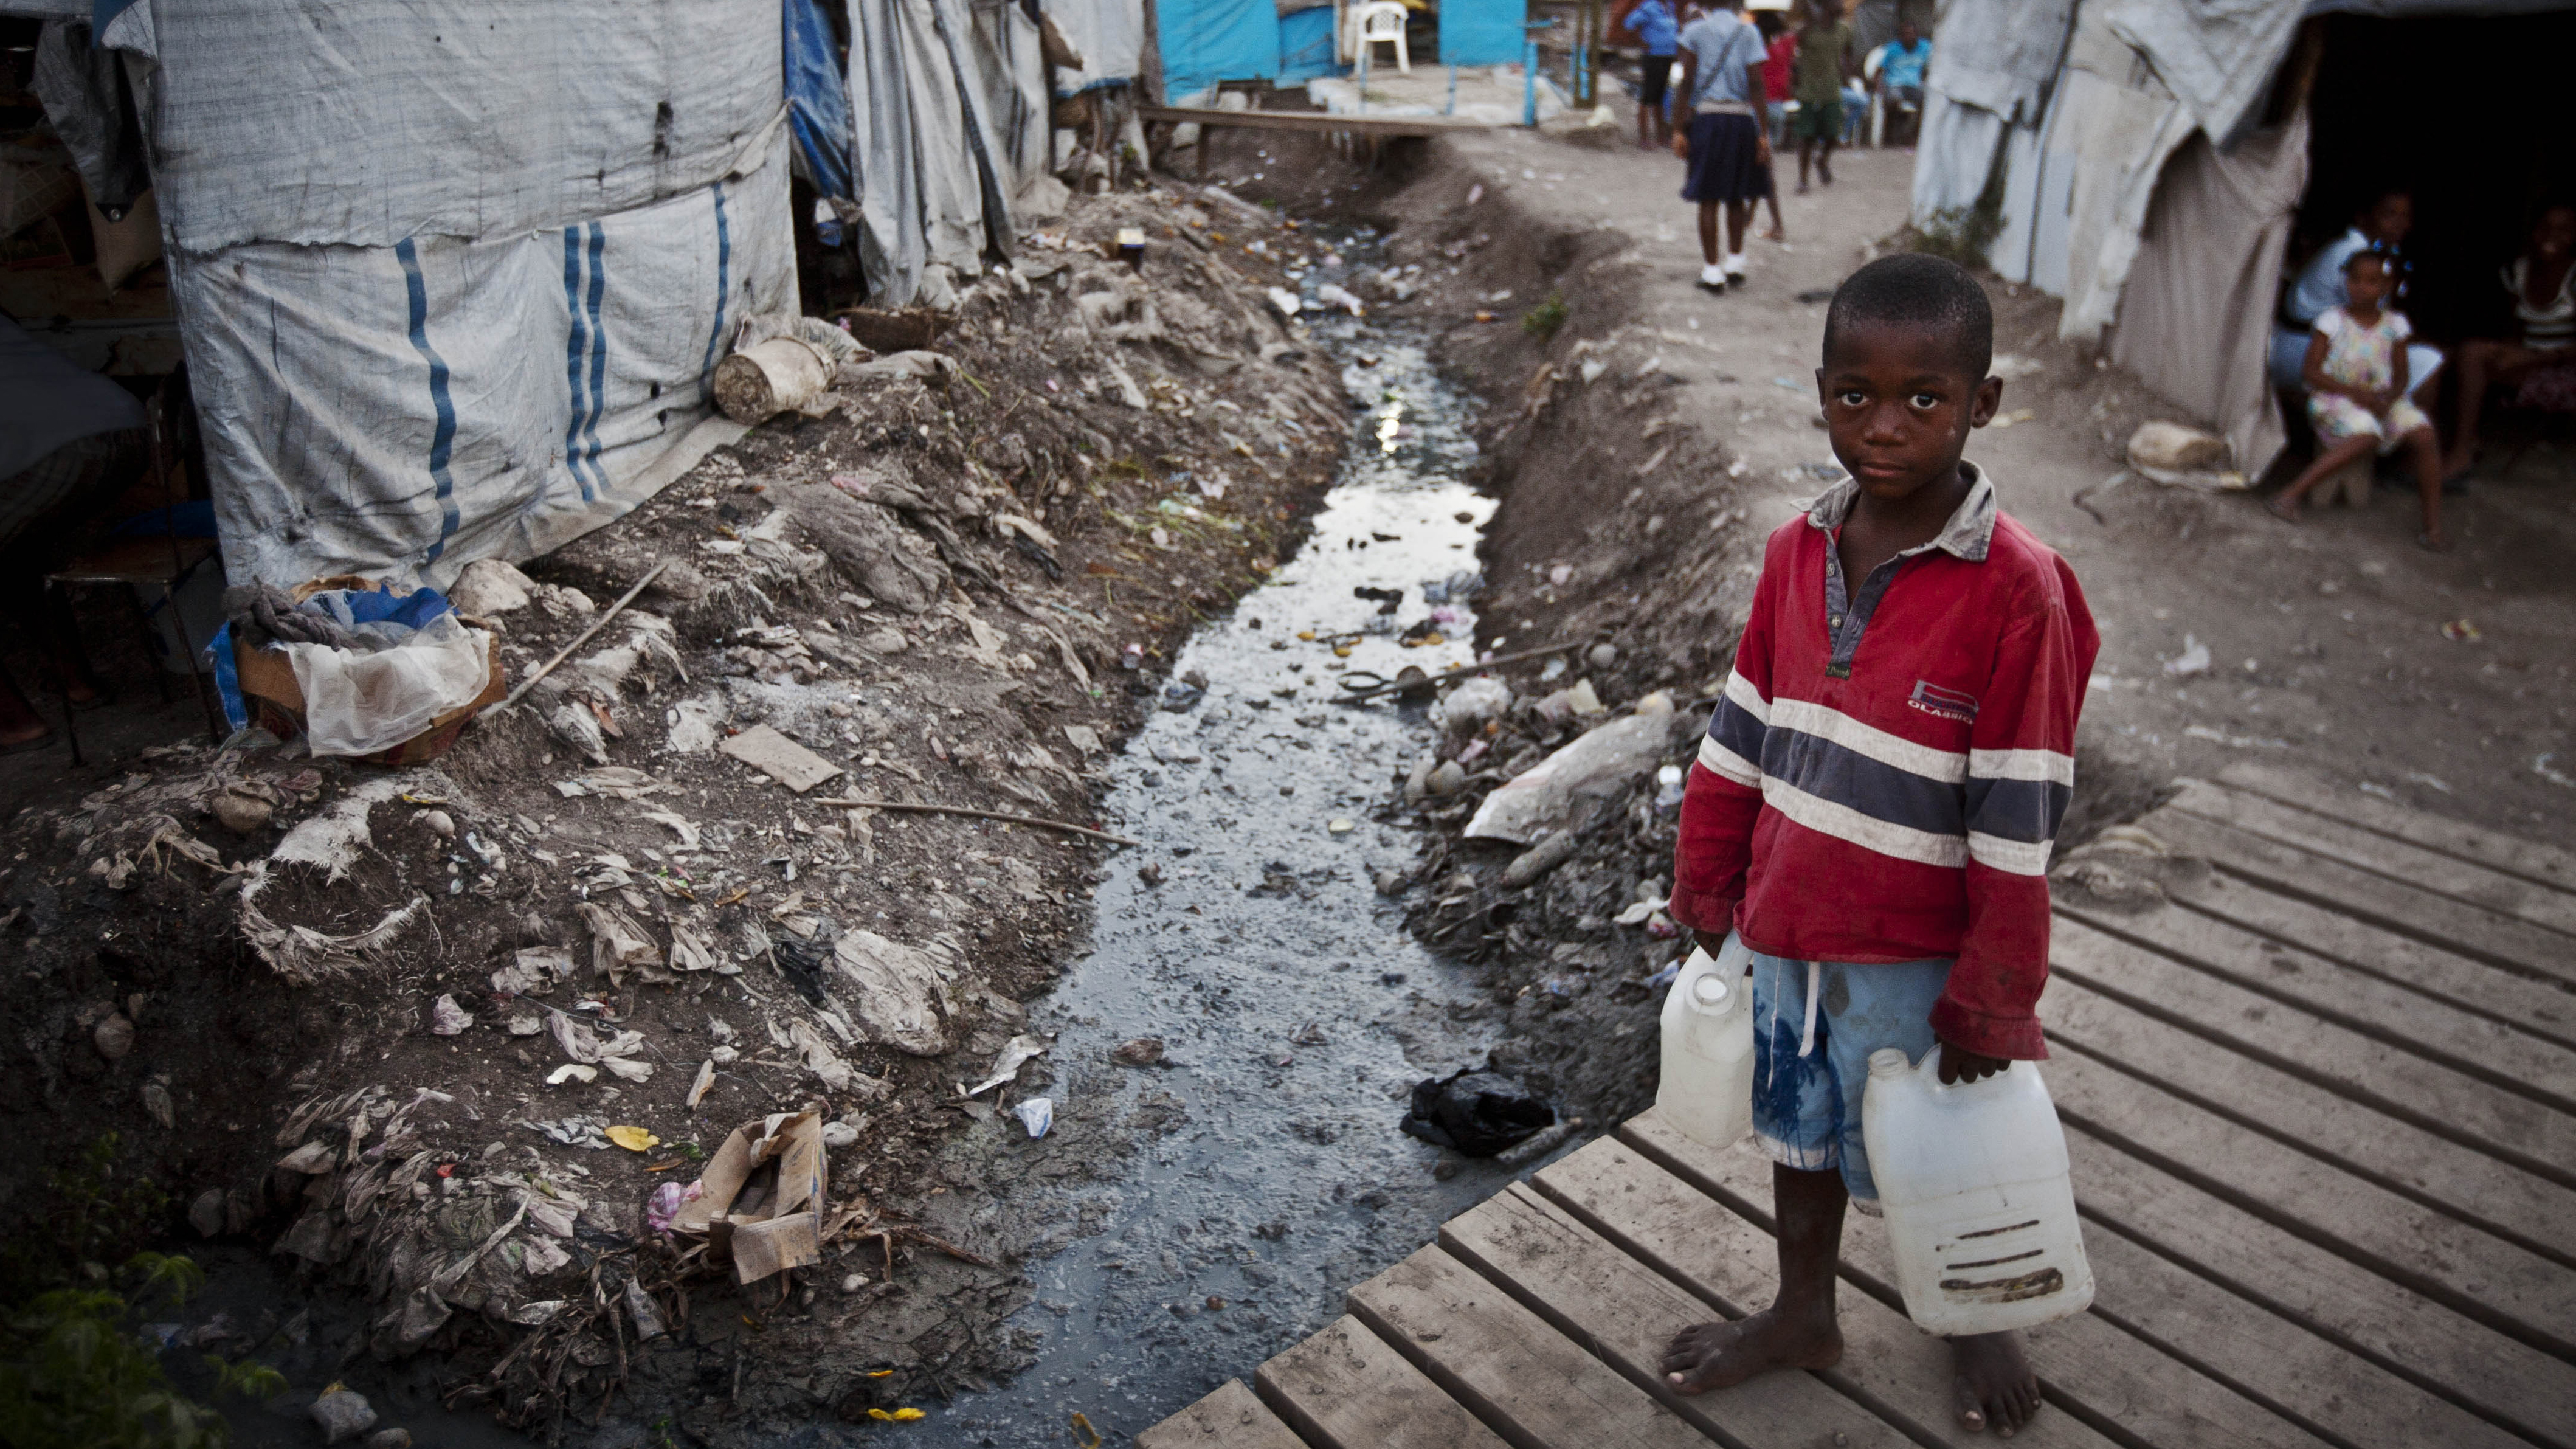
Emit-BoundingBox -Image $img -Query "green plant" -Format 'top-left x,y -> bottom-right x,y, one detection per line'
0,1138 -> 283,1448
1521,290 -> 1569,342
1907,204 -> 2003,268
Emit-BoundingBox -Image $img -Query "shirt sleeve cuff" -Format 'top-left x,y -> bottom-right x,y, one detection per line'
1666,882 -> 1739,936
1929,994 -> 2049,1062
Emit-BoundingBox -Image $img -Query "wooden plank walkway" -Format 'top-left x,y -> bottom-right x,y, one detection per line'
1139,769 -> 2576,1449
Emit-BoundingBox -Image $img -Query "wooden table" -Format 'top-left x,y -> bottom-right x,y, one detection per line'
1139,106 -> 1490,179
1141,763 -> 2576,1449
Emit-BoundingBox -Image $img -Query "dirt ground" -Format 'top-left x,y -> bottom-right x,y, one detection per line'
0,184 -> 1381,1444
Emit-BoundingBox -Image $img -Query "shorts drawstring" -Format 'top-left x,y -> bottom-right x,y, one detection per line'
1798,959 -> 1821,1059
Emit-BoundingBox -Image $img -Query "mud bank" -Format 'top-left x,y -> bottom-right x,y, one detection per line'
0,185 -> 1381,1444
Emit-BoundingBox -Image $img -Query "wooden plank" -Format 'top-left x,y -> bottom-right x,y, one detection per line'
2049,916 -> 2576,1189
1140,106 -> 1487,136
1138,1379 -> 1312,1449
2215,761 -> 2576,896
1441,1183 -> 1916,1449
2058,889 -> 2576,1103
1621,1112 -> 2537,1449
1253,1315 -> 1511,1449
2042,1043 -> 2576,1355
2068,1128 -> 2576,1446
1346,1244 -> 1719,1449
2041,970 -> 2576,1261
2167,779 -> 2576,937
2139,807 -> 2576,986
1533,1137 -> 2138,1449
2159,872 -> 2576,1050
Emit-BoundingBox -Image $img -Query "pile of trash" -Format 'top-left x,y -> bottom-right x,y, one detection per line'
0,180 -> 1359,1428
1386,659 -> 1709,1122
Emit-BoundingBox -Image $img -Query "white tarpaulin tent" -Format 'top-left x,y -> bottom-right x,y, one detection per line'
1913,0 -> 2576,474
848,0 -> 1063,307
77,0 -> 798,590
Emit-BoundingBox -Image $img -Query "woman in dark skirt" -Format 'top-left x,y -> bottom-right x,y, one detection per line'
1672,0 -> 1773,292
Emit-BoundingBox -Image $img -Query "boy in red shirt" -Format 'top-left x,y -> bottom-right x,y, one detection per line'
1660,253 -> 2098,1436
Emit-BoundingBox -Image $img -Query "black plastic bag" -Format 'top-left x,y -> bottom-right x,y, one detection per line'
1400,1067 -> 1555,1157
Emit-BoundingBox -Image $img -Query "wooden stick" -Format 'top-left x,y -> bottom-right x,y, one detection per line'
490,559 -> 671,714
811,797 -> 1141,847
1335,640 -> 1584,704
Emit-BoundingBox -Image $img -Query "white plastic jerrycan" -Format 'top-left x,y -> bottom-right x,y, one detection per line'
1861,1046 -> 2095,1335
1656,932 -> 1756,1147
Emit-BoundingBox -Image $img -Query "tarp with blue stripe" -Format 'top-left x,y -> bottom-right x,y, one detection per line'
97,0 -> 798,589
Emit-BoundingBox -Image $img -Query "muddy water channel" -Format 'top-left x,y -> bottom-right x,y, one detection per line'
924,303 -> 1535,1444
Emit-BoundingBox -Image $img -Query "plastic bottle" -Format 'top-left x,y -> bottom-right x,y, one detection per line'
1860,1048 -> 2096,1335
1656,933 -> 1755,1147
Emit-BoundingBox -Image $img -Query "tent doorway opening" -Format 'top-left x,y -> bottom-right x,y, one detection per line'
2290,10 -> 2576,359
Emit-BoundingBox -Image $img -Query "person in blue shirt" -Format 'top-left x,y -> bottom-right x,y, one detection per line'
1871,20 -> 1930,142
1625,0 -> 1683,150
1671,0 -> 1772,291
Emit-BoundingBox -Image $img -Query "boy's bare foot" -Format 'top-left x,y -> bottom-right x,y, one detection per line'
1951,1332 -> 2040,1436
1761,224 -> 1785,241
2265,494 -> 2301,522
1660,1307 -> 1842,1394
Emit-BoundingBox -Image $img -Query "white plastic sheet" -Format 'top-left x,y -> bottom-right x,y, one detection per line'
178,128 -> 793,589
1043,0 -> 1145,94
138,0 -> 783,253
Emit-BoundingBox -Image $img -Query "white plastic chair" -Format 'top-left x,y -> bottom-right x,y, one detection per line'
1355,1 -> 1410,74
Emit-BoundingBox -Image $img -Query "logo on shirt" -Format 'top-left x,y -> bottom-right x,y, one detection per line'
1907,680 -> 1979,724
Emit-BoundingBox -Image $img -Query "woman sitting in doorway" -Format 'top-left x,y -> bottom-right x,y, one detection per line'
2439,202 -> 2576,482
2268,190 -> 2443,413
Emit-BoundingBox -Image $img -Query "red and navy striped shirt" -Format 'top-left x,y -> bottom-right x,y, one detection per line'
1670,466 -> 2099,1060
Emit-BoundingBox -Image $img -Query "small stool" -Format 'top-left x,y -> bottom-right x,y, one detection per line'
2315,455 -> 2374,509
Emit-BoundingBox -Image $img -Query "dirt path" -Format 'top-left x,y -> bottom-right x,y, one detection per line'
1334,123 -> 2576,848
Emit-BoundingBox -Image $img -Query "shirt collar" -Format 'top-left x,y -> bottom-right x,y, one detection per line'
1803,462 -> 1996,563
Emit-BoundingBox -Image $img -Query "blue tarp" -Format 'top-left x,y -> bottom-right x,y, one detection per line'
1158,0 -> 1279,95
786,0 -> 855,199
1277,5 -> 1339,81
1441,0 -> 1525,64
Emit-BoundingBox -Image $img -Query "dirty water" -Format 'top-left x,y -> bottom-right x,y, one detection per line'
920,288 -> 1542,1444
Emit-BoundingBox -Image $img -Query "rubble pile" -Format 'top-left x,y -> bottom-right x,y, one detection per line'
1387,663 -> 1710,1123
0,184 -> 1362,1434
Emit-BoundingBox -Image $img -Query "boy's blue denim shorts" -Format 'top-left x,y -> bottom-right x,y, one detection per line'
1747,943 -> 1955,1213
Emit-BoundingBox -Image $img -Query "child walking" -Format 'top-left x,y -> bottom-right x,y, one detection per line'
2267,251 -> 2449,550
1662,253 -> 2098,1436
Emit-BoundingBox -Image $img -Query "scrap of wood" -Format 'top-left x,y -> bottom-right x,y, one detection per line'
810,797 -> 1139,846
717,724 -> 846,794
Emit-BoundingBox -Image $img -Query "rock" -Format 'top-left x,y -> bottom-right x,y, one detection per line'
188,1187 -> 226,1238
1426,761 -> 1468,797
92,1013 -> 134,1060
2127,420 -> 2228,472
364,1431 -> 413,1449
418,809 -> 455,838
210,790 -> 274,834
857,626 -> 910,654
429,994 -> 472,1036
1111,1037 -> 1165,1067
310,1388 -> 378,1445
449,558 -> 536,616
1587,643 -> 1618,671
821,1121 -> 859,1149
1373,868 -> 1407,896
140,1079 -> 174,1129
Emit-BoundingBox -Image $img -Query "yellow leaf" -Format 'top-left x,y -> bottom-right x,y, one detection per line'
606,1125 -> 661,1152
868,1408 -> 894,1422
866,1369 -> 894,1378
893,1408 -> 925,1421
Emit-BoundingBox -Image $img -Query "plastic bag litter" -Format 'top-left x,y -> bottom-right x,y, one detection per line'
1400,1067 -> 1556,1157
1465,693 -> 1677,845
1012,1097 -> 1054,1139
278,597 -> 491,757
